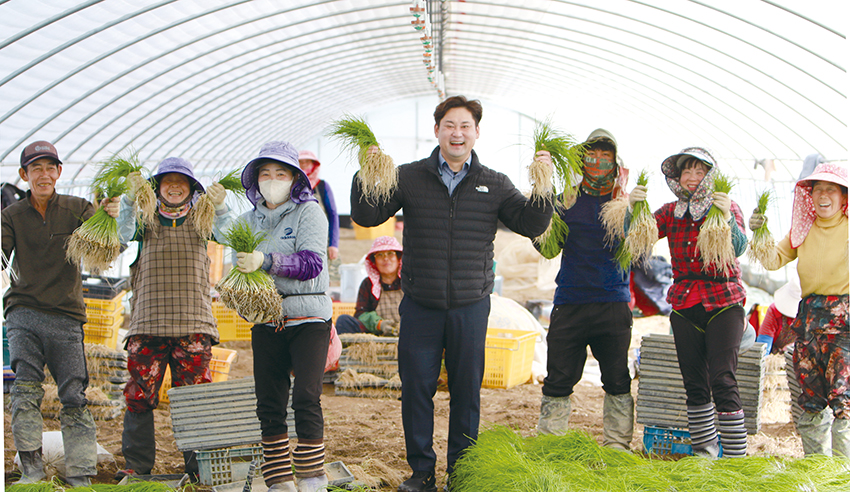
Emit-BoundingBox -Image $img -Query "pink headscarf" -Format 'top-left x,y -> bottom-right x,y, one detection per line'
789,162 -> 848,248
298,150 -> 322,190
365,235 -> 403,300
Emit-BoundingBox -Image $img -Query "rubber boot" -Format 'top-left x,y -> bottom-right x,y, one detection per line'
687,403 -> 720,458
15,448 -> 46,484
261,434 -> 294,487
183,451 -> 199,483
293,438 -> 327,492
61,405 -> 97,479
64,476 -> 92,487
296,474 -> 329,492
538,395 -> 571,436
797,408 -> 833,456
718,410 -> 748,457
602,392 -> 634,451
831,418 -> 850,458
121,409 -> 156,475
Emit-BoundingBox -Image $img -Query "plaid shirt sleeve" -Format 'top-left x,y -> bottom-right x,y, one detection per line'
656,202 -> 746,311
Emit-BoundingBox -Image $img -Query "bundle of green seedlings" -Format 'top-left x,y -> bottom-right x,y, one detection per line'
696,172 -> 737,276
66,178 -> 125,274
95,149 -> 156,227
617,169 -> 658,269
529,118 -> 584,206
747,189 -> 775,266
599,192 -> 631,270
7,479 -> 182,491
534,213 -> 569,260
214,219 -> 282,323
328,115 -> 397,204
191,168 -> 245,240
450,426 -> 850,492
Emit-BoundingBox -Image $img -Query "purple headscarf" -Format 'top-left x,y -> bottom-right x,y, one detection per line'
241,141 -> 316,207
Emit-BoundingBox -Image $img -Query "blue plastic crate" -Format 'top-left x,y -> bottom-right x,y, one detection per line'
196,445 -> 263,486
643,426 -> 692,455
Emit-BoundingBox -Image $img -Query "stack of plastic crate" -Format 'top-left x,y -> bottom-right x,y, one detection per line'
81,275 -> 128,349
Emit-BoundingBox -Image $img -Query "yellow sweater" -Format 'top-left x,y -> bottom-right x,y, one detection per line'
767,213 -> 849,297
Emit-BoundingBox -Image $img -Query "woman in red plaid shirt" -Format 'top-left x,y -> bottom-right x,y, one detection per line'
628,147 -> 749,458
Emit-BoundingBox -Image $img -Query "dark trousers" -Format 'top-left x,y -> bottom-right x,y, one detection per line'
397,295 -> 490,475
543,302 -> 633,397
252,320 -> 331,439
671,304 -> 744,412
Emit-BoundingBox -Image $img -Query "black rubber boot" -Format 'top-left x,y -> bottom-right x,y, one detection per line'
121,410 -> 156,475
183,450 -> 199,483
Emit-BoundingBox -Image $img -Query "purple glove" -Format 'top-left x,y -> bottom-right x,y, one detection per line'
268,250 -> 323,281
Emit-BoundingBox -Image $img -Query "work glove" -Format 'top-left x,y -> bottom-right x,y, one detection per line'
207,182 -> 227,212
126,171 -> 143,202
236,250 -> 265,273
712,192 -> 732,221
101,197 -> 121,219
379,320 -> 399,336
749,209 -> 767,231
628,185 -> 647,211
756,334 -> 773,354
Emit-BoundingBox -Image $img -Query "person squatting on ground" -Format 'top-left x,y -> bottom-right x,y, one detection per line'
534,129 -> 635,451
114,157 -> 226,481
628,147 -> 749,458
754,276 -> 801,355
335,235 -> 403,336
749,162 -> 849,457
299,150 -> 340,262
350,95 -> 553,492
2,141 -> 119,487
215,141 -> 332,492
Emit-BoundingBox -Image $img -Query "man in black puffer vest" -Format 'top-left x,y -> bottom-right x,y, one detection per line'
351,96 -> 553,492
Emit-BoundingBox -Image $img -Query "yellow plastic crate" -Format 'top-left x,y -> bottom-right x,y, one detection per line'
332,302 -> 356,323
84,290 -> 126,314
83,316 -> 122,348
212,302 -> 253,342
353,217 -> 396,240
159,347 -> 238,404
482,328 -> 537,389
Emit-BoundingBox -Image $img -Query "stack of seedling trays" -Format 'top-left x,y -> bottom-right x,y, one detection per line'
334,333 -> 400,398
637,334 -> 766,436
785,350 -> 804,424
81,274 -> 128,349
42,343 -> 126,420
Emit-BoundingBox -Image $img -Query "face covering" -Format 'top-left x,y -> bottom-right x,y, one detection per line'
259,178 -> 292,205
580,156 -> 617,196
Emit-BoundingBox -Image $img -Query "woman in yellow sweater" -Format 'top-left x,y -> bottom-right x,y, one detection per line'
750,162 -> 848,457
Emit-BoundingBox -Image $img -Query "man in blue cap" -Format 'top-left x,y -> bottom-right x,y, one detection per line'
113,157 -> 229,481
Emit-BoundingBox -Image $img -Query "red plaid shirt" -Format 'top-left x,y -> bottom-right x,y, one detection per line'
655,201 -> 747,311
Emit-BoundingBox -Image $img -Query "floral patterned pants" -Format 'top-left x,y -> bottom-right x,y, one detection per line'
123,334 -> 212,413
792,295 -> 850,419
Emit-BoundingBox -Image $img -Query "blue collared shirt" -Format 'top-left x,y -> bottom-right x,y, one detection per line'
438,153 -> 471,195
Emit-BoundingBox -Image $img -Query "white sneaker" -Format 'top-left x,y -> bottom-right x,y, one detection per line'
296,474 -> 329,492
269,481 -> 298,492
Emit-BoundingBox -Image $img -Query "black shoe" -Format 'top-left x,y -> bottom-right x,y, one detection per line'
398,470 -> 437,492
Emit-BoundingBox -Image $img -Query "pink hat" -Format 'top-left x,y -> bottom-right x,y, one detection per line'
365,236 -> 403,300
298,150 -> 321,166
789,162 -> 848,248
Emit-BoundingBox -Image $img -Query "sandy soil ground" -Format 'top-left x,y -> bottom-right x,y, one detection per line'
3,227 -> 802,490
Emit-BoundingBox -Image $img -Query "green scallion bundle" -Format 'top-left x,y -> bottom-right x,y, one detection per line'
327,115 -> 397,204
531,119 -> 585,207
94,149 -> 155,228
533,212 -> 569,259
747,189 -> 775,267
214,220 -> 282,323
621,169 -> 658,268
66,179 -> 126,274
192,169 -> 246,240
696,172 -> 736,276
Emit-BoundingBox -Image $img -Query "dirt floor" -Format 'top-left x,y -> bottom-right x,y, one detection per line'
3,227 -> 803,490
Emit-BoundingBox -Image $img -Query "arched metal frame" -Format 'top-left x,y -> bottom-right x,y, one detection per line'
0,0 -> 845,186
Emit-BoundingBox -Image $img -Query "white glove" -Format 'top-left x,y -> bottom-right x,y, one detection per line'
207,182 -> 227,211
236,250 -> 265,273
101,197 -> 120,218
125,171 -> 143,202
628,185 -> 647,211
712,192 -> 732,221
749,209 -> 767,231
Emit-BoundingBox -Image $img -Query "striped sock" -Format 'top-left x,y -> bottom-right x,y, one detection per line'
687,403 -> 719,452
718,410 -> 748,457
292,438 -> 325,478
261,434 -> 293,486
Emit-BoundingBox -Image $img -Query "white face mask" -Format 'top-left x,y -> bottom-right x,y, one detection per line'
259,178 -> 292,205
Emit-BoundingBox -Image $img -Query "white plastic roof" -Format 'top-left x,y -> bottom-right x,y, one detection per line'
0,0 -> 846,188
